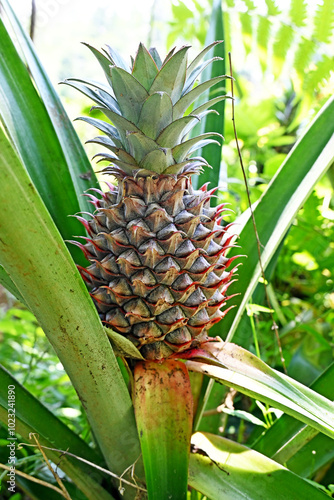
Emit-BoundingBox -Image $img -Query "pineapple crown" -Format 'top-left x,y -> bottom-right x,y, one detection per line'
63,42 -> 230,177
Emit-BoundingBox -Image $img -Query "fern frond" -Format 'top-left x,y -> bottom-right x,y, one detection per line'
304,54 -> 334,95
243,0 -> 256,10
257,16 -> 272,72
265,0 -> 281,16
289,0 -> 308,27
273,24 -> 294,77
313,0 -> 334,44
240,12 -> 253,55
293,36 -> 315,78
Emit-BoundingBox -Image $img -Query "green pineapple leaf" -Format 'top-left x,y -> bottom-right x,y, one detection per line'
75,116 -> 123,148
104,44 -> 130,71
172,132 -> 222,162
157,115 -> 198,148
93,106 -> 140,144
189,432 -> 328,500
88,137 -> 138,164
137,92 -> 173,139
252,362 -> 334,464
184,342 -> 334,439
150,45 -> 190,104
110,66 -> 149,123
0,126 -> 142,491
132,43 -> 159,91
140,148 -> 174,173
105,327 -> 144,359
173,76 -> 228,118
126,131 -> 160,162
149,47 -> 163,69
62,78 -> 120,113
187,40 -> 223,77
82,42 -> 113,86
0,366 -> 114,500
221,95 -> 334,342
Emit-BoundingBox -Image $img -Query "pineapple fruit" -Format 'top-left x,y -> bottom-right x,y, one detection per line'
67,42 -> 238,360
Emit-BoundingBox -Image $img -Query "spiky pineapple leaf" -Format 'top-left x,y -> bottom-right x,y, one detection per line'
192,95 -> 231,118
82,42 -> 113,86
191,0 -> 226,194
126,131 -> 160,163
252,362 -> 334,462
88,137 -> 138,164
189,432 -> 328,500
132,43 -> 158,91
187,40 -> 223,77
149,47 -> 163,69
184,342 -> 334,439
102,159 -> 138,175
62,79 -> 120,114
76,116 -> 123,148
140,148 -> 174,173
150,45 -> 190,104
137,92 -> 173,139
110,66 -> 149,124
104,44 -> 130,71
157,115 -> 198,148
173,76 -> 227,118
183,57 -> 223,95
94,107 -> 140,144
172,133 -> 221,162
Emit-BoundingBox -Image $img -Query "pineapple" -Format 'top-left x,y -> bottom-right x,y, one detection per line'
66,42 -> 238,360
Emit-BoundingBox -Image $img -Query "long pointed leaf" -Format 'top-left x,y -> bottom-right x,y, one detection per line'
0,19 -> 85,265
188,432 -> 328,499
0,365 -> 115,500
222,95 -> 334,341
1,0 -> 99,210
0,128 -> 142,498
150,46 -> 190,104
191,0 -> 226,193
0,265 -> 26,305
252,362 -> 334,471
132,43 -> 158,91
110,66 -> 148,123
184,342 -> 334,439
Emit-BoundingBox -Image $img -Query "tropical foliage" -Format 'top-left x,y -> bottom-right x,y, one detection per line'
0,0 -> 334,499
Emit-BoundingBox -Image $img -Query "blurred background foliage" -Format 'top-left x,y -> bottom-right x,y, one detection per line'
0,0 -> 334,497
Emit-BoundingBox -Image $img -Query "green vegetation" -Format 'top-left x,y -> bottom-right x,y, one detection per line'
0,0 -> 333,499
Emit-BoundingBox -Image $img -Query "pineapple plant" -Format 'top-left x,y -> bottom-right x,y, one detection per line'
66,42 -> 237,360
1,4 -> 334,498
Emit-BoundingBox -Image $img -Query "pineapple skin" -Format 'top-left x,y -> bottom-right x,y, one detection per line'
77,170 -> 237,359
68,43 -> 238,360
